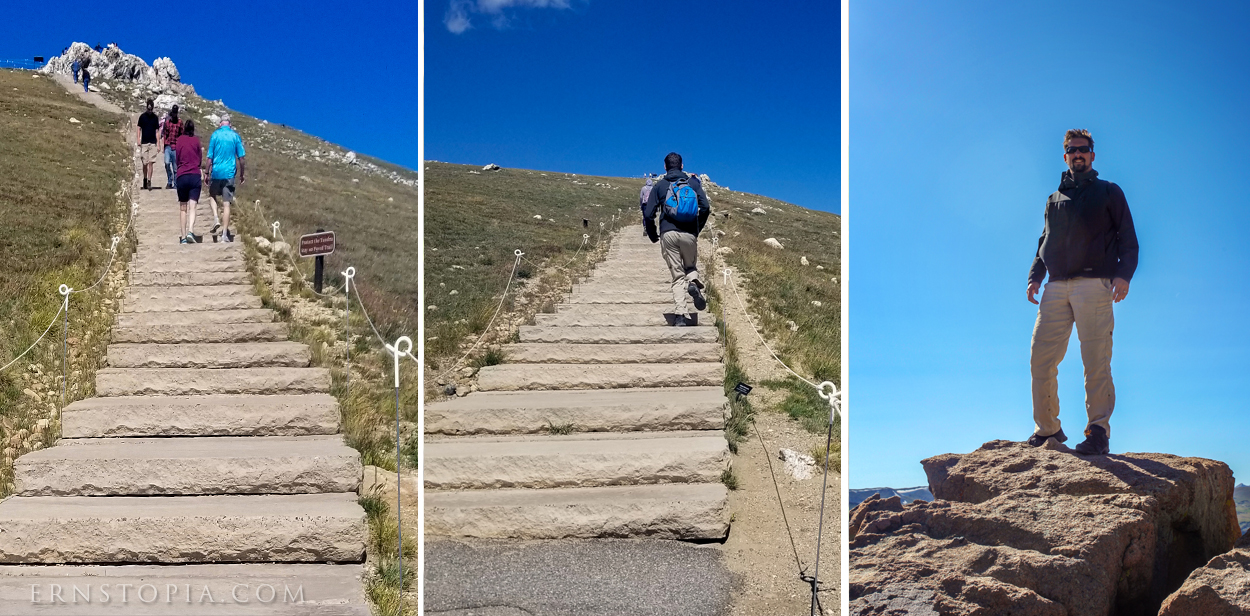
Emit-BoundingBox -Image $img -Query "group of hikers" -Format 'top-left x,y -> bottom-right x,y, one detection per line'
639,152 -> 711,327
135,100 -> 247,244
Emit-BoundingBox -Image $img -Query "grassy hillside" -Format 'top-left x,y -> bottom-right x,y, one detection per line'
1236,484 -> 1250,533
0,69 -> 130,492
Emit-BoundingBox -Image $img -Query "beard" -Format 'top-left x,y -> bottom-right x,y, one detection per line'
1069,157 -> 1089,172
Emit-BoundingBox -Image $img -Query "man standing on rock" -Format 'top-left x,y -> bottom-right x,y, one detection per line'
206,114 -> 246,242
136,100 -> 160,190
1025,129 -> 1138,455
643,152 -> 710,326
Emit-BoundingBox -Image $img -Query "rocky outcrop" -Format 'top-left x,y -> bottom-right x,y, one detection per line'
40,42 -> 193,97
850,440 -> 1240,616
1158,533 -> 1250,615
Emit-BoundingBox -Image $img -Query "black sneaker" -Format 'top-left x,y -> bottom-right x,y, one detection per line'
1025,428 -> 1067,447
673,315 -> 690,327
210,223 -> 221,236
1074,425 -> 1110,455
223,230 -> 234,243
191,233 -> 203,244
688,282 -> 707,311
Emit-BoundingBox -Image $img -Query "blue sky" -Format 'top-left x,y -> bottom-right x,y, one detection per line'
0,1 -> 418,171
426,0 -> 839,212
852,1 -> 1250,489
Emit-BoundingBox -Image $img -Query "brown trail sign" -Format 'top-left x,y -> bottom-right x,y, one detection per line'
299,231 -> 335,292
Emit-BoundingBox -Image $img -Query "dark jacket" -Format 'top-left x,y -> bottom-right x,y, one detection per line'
643,170 -> 711,242
1028,169 -> 1138,284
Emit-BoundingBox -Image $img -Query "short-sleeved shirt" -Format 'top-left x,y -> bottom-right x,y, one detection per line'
207,126 -> 246,180
174,134 -> 202,178
137,111 -> 159,144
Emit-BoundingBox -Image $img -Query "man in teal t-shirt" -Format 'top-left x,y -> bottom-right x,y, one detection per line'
206,114 -> 246,242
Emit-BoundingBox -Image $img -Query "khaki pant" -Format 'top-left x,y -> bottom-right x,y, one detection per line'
1030,277 -> 1115,437
660,230 -> 699,314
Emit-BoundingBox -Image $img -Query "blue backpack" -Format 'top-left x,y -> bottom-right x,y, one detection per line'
663,177 -> 699,223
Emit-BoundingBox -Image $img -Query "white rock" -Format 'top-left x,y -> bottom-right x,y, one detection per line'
831,277 -> 839,284
388,197 -> 394,202
351,178 -> 359,183
787,320 -> 799,332
253,237 -> 272,252
427,305 -> 438,311
716,246 -> 733,255
751,207 -> 767,214
816,265 -> 824,270
468,170 -> 481,175
153,93 -> 182,110
764,238 -> 784,249
205,113 -> 220,125
533,215 -> 543,220
778,448 -> 815,481
271,241 -> 291,256
811,301 -> 822,307
97,81 -> 111,90
299,176 -> 312,183
344,151 -> 357,164
68,117 -> 80,124
483,163 -> 501,171
449,290 -> 459,295
801,256 -> 810,266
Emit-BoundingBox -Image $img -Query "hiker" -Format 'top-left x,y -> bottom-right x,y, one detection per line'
643,152 -> 711,326
1025,129 -> 1138,456
639,176 -> 655,237
80,55 -> 91,93
71,58 -> 79,83
174,120 -> 204,244
206,114 -> 246,242
160,105 -> 183,189
137,100 -> 161,190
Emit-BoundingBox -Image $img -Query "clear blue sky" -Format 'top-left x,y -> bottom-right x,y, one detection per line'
0,1 -> 418,171
426,0 -> 839,212
853,1 -> 1250,489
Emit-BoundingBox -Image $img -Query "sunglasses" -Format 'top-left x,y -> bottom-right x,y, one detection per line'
1065,145 -> 1093,154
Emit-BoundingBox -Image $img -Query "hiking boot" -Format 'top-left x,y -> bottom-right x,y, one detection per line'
1026,428 -> 1067,447
688,282 -> 707,311
1074,425 -> 1110,455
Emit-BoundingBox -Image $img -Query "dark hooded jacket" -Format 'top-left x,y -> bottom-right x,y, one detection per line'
1028,169 -> 1138,284
643,169 -> 711,241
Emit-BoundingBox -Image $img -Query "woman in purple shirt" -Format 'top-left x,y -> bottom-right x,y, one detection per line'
174,120 -> 205,244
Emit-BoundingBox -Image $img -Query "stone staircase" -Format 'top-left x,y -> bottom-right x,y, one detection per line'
0,186 -> 369,614
425,226 -> 731,540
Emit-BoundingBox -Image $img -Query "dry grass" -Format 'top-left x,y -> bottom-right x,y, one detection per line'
0,69 -> 130,494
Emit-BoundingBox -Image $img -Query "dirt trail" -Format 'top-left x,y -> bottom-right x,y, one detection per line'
52,72 -> 125,114
703,236 -> 841,616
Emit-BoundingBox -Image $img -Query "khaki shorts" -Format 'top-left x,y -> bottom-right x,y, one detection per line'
140,143 -> 159,165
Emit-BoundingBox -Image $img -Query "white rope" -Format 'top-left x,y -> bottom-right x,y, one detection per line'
723,266 -> 819,389
0,297 -> 66,373
73,201 -> 137,295
431,250 -> 524,381
252,200 -> 345,299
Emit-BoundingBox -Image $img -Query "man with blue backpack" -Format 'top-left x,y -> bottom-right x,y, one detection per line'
643,152 -> 711,326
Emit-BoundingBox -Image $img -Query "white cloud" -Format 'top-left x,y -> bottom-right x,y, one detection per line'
445,0 -> 574,34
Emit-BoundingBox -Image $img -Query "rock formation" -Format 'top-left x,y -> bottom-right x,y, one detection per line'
1158,532 -> 1250,615
41,42 -> 194,96
850,440 -> 1240,616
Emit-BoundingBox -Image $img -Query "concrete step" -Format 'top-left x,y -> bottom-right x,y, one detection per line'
62,394 -> 341,438
535,311 -> 674,327
111,322 -> 288,344
424,432 -> 728,489
518,325 -> 717,344
425,386 -> 726,435
130,258 -> 247,274
124,294 -> 263,313
574,282 -> 674,294
107,342 -> 309,368
0,563 -> 370,615
131,271 -> 251,286
127,285 -> 253,301
502,342 -> 721,363
424,483 -> 729,540
134,247 -> 242,263
0,493 -> 366,564
553,302 -> 706,316
96,367 -> 331,397
477,363 -> 723,391
14,436 -> 360,496
117,309 -> 274,327
565,291 -> 674,304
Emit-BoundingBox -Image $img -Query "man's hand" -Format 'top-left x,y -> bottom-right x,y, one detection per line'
1111,277 -> 1130,303
1027,281 -> 1041,305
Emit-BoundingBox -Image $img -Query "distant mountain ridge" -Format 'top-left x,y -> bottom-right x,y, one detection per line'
850,486 -> 932,508
1235,483 -> 1250,534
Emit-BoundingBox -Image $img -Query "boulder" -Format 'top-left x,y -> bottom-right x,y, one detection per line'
763,238 -> 784,249
801,256 -> 810,266
850,441 -> 1241,616
483,163 -> 501,171
1158,534 -> 1250,615
40,43 -> 194,96
344,151 -> 357,165
751,207 -> 767,214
